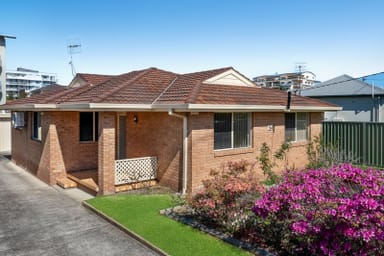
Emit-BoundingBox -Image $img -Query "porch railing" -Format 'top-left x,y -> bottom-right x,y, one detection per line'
115,156 -> 157,185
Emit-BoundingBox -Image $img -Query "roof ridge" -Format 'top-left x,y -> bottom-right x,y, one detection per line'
41,86 -> 72,103
185,81 -> 203,103
93,68 -> 154,103
57,83 -> 103,103
182,66 -> 232,76
151,76 -> 179,104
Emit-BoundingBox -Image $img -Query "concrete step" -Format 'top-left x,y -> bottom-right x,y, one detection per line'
57,177 -> 77,189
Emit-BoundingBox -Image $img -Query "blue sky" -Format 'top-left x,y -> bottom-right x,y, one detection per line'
1,0 -> 384,85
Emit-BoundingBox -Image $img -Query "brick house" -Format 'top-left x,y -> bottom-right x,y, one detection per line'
2,67 -> 340,195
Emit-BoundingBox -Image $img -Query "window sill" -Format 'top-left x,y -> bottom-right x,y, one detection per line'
31,138 -> 42,143
79,141 -> 98,144
214,147 -> 254,157
289,140 -> 308,147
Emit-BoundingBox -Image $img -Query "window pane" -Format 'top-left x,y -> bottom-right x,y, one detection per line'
285,113 -> 296,142
80,112 -> 94,141
214,113 -> 232,149
94,112 -> 99,141
234,113 -> 250,148
32,112 -> 41,140
296,112 -> 308,141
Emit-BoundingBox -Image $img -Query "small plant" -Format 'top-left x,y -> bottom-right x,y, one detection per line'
257,143 -> 277,184
189,160 -> 264,235
171,193 -> 187,206
274,141 -> 291,170
257,142 -> 291,185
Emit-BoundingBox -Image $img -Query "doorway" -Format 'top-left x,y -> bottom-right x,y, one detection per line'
117,114 -> 126,160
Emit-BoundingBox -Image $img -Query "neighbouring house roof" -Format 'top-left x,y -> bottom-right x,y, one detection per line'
2,67 -> 340,112
69,73 -> 116,87
30,84 -> 67,95
301,74 -> 384,97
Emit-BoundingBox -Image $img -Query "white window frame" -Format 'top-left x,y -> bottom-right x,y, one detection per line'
32,112 -> 42,141
12,112 -> 25,128
214,112 -> 252,150
285,112 -> 308,142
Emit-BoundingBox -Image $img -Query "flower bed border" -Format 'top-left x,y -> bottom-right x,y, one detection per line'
160,207 -> 274,256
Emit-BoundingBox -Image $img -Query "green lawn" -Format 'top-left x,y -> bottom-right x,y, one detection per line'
87,194 -> 252,256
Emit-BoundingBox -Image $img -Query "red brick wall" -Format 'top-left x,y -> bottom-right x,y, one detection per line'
11,111 -> 98,184
98,112 -> 116,195
125,112 -> 183,191
188,112 -> 324,193
12,112 -> 51,183
11,110 -> 324,194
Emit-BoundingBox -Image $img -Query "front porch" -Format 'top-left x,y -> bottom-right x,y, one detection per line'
25,111 -> 182,196
57,156 -> 158,195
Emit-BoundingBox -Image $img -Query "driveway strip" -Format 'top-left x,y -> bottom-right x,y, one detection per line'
0,155 -> 159,256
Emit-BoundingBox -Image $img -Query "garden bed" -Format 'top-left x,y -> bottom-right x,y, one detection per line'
160,205 -> 274,256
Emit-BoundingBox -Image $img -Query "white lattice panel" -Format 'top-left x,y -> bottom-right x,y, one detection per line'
115,156 -> 157,185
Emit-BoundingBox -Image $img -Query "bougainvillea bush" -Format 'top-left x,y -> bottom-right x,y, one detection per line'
189,160 -> 264,234
252,164 -> 384,255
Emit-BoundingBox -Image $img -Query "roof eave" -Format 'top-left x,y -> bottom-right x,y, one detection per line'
289,106 -> 342,112
58,103 -> 153,111
0,104 -> 57,111
0,103 -> 340,112
183,104 -> 286,112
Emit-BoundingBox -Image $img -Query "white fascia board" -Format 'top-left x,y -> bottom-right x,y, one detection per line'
0,104 -> 57,111
151,104 -> 188,111
289,106 -> 342,112
34,104 -> 57,109
168,104 -> 341,112
89,103 -> 153,110
58,103 -> 153,111
185,104 -> 286,112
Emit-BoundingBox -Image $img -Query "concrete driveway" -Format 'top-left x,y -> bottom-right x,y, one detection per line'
0,156 -> 158,256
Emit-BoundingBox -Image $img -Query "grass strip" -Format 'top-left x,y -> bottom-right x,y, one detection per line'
87,194 -> 252,256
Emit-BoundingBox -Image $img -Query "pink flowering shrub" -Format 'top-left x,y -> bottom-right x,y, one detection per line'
252,164 -> 384,255
189,160 -> 264,234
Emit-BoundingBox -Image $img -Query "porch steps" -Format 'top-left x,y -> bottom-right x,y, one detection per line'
67,173 -> 99,195
56,177 -> 77,189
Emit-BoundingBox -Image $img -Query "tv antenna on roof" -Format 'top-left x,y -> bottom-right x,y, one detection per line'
294,62 -> 307,73
67,40 -> 81,76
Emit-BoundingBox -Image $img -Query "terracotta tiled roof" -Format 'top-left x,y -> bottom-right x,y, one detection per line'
154,67 -> 233,104
190,84 -> 335,107
77,73 -> 115,86
3,67 -> 338,110
6,84 -> 69,105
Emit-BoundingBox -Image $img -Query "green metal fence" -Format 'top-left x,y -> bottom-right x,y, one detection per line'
322,121 -> 384,167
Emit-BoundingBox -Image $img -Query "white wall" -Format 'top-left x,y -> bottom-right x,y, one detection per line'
0,113 -> 11,153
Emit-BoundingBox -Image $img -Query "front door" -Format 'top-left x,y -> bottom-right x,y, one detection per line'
118,115 -> 126,160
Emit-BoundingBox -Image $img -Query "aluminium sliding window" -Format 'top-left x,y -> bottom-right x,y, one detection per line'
214,112 -> 251,150
285,112 -> 308,142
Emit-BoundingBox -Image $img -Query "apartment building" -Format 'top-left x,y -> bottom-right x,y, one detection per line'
253,71 -> 317,90
6,68 -> 57,98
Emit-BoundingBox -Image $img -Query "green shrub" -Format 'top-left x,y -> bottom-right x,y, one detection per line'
189,160 -> 264,235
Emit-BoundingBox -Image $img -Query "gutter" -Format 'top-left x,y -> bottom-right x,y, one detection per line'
168,109 -> 188,195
